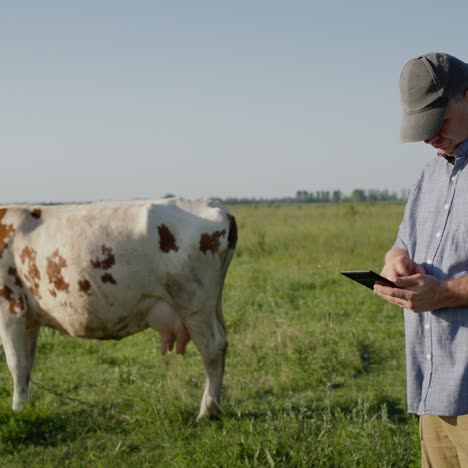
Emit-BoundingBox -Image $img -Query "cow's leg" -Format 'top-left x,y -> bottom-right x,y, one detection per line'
0,313 -> 39,411
147,299 -> 227,420
184,307 -> 228,421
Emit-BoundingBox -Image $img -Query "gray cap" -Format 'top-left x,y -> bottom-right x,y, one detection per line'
400,52 -> 468,142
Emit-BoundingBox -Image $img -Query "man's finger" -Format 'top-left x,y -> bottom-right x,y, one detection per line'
374,284 -> 397,295
394,275 -> 421,288
415,264 -> 426,274
374,285 -> 411,300
377,293 -> 408,308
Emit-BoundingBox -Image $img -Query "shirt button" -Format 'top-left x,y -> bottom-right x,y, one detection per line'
452,176 -> 457,181
436,232 -> 441,238
444,204 -> 450,210
425,323 -> 430,329
427,259 -> 433,264
426,353 -> 432,360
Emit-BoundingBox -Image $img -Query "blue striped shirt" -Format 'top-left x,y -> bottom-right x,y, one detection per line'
394,139 -> 468,416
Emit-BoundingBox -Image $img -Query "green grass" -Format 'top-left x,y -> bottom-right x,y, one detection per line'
0,203 -> 420,467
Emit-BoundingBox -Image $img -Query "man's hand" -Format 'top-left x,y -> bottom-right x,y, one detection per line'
380,248 -> 425,281
374,274 -> 446,313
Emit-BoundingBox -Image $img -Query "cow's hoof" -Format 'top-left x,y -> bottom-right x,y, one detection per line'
12,401 -> 25,412
197,399 -> 223,422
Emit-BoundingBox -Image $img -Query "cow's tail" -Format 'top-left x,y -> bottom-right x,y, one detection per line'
216,212 -> 238,333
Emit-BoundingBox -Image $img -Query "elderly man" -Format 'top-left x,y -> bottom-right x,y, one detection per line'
374,52 -> 468,467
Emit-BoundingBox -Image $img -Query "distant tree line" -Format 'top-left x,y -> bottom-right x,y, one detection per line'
219,188 -> 410,205
296,189 -> 410,202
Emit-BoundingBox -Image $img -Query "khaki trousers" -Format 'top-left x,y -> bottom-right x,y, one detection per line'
421,415 -> 468,468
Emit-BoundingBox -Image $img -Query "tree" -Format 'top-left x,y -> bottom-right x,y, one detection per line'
351,189 -> 367,202
332,190 -> 343,202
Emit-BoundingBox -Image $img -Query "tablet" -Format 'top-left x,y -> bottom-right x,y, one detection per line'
340,270 -> 398,290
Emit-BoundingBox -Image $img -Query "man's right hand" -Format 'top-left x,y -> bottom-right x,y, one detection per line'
381,248 -> 425,281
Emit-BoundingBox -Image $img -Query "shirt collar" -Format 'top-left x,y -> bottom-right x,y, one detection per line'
454,139 -> 468,159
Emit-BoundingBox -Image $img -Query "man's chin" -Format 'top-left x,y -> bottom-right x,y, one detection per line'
435,146 -> 454,156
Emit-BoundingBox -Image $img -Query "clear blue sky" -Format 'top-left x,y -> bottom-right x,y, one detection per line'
2,1 -> 467,203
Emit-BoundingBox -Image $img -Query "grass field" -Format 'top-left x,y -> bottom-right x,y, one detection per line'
0,203 -> 420,467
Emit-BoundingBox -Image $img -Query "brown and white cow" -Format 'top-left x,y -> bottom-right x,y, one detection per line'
0,198 -> 237,420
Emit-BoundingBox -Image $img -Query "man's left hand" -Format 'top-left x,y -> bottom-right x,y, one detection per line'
374,274 -> 445,313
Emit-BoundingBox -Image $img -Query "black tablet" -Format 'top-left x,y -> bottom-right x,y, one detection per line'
340,270 -> 398,290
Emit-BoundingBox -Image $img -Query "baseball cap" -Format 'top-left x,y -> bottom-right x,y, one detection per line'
400,52 -> 468,143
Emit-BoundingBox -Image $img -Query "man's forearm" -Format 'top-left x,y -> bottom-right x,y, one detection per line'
439,276 -> 468,308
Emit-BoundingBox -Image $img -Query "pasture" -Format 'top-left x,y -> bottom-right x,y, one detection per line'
0,203 -> 419,467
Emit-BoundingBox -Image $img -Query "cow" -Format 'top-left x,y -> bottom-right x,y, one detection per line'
0,197 -> 237,420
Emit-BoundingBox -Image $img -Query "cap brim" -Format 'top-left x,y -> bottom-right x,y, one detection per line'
400,105 -> 447,143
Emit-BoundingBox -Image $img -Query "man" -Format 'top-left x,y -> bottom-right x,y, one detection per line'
374,52 -> 468,467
